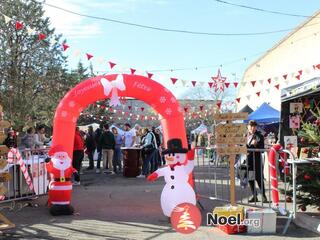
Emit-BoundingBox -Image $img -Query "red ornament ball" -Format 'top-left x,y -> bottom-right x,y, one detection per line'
300,205 -> 306,212
285,196 -> 292,203
304,174 -> 311,180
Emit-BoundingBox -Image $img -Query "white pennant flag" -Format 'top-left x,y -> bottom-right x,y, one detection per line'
181,80 -> 187,87
73,49 -> 81,57
246,95 -> 251,100
241,82 -> 247,87
50,38 -> 58,45
290,72 -> 295,78
27,27 -> 35,35
284,80 -> 290,86
97,57 -> 105,65
199,81 -> 205,87
305,68 -> 311,74
265,88 -> 270,94
274,76 -> 279,83
259,80 -> 264,85
3,14 -> 11,24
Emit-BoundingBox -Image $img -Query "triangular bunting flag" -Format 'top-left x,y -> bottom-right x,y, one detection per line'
86,53 -> 93,60
191,81 -> 196,87
128,106 -> 132,110
256,92 -> 261,97
62,43 -> 69,51
74,49 -> 81,57
171,78 -> 178,84
267,78 -> 271,84
130,68 -> 136,74
184,107 -> 188,112
298,70 -> 302,75
295,75 -> 301,80
199,105 -> 204,111
251,81 -> 256,87
27,27 -> 35,35
235,98 -> 241,103
233,82 -> 238,88
284,80 -> 289,86
109,61 -> 116,69
141,107 -> 144,112
316,64 -> 320,70
208,82 -> 213,88
216,101 -> 222,109
147,72 -> 153,79
97,57 -> 105,64
199,81 -> 205,87
283,74 -> 288,80
3,14 -> 11,24
246,95 -> 251,100
181,80 -> 187,87
265,88 -> 270,94
241,82 -> 247,87
225,82 -> 230,88
274,84 -> 280,90
38,33 -> 46,41
15,21 -> 23,30
259,80 -> 264,85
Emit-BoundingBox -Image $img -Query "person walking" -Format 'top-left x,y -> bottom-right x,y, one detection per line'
73,127 -> 85,185
99,124 -> 115,174
112,127 -> 123,173
85,126 -> 96,170
246,120 -> 268,203
94,124 -> 103,173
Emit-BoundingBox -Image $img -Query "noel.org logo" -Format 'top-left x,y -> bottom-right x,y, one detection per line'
207,213 -> 260,228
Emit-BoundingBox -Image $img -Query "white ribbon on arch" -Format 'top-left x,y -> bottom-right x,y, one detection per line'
100,74 -> 126,106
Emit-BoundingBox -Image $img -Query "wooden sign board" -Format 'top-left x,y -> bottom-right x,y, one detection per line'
216,137 -> 247,145
216,124 -> 246,134
0,145 -> 9,156
0,134 -> 5,144
0,105 -> 2,112
216,146 -> 247,155
0,185 -> 7,195
217,133 -> 245,138
213,112 -> 248,121
0,159 -> 7,169
0,121 -> 10,129
0,173 -> 10,182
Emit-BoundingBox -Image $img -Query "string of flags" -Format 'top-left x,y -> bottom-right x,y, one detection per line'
2,12 -> 320,108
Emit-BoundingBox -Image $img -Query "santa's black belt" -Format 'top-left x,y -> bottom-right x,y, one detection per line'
54,178 -> 71,182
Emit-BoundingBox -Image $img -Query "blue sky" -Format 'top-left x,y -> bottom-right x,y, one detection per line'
43,0 -> 320,99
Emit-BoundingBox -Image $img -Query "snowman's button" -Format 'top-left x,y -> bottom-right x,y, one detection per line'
170,167 -> 175,171
170,175 -> 174,180
171,185 -> 174,189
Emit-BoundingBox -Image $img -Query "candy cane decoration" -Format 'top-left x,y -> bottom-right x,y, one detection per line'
268,144 -> 282,207
7,148 -> 34,191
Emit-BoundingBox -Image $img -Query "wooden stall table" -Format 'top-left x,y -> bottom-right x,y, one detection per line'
121,147 -> 142,177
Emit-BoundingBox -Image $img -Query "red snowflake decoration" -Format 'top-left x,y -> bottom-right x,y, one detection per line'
212,69 -> 226,92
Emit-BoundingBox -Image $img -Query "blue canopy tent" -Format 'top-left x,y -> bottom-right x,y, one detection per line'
245,102 -> 280,124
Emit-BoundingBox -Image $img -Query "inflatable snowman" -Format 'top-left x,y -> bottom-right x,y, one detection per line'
147,138 -> 196,217
46,145 -> 76,215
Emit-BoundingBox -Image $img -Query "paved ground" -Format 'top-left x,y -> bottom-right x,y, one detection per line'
0,167 -> 319,239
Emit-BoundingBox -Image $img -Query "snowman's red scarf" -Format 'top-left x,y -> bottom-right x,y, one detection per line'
169,162 -> 182,169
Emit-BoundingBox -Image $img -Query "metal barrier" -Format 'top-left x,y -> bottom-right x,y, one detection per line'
0,148 -> 49,205
193,146 -> 297,234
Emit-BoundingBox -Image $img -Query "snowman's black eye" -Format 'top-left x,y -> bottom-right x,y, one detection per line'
172,153 -> 175,156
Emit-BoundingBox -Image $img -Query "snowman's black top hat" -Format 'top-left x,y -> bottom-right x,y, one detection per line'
162,138 -> 188,155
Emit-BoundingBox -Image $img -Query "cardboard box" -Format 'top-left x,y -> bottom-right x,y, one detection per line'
246,208 -> 276,234
213,206 -> 246,234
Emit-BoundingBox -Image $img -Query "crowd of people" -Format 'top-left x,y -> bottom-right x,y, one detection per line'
71,123 -> 164,185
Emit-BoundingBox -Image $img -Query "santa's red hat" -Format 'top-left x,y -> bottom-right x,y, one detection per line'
48,145 -> 66,157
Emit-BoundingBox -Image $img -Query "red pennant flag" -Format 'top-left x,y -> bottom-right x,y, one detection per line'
199,105 -> 204,111
233,82 -> 238,88
251,81 -> 256,87
267,78 -> 271,84
256,92 -> 261,97
208,82 -> 213,88
191,81 -> 196,87
216,101 -> 222,109
147,72 -> 153,79
274,84 -> 280,90
62,44 -> 69,51
38,33 -> 46,41
298,70 -> 302,75
184,107 -> 188,112
225,82 -> 230,88
86,53 -> 93,60
283,74 -> 288,80
130,68 -> 136,74
109,61 -> 116,69
316,64 -> 320,70
295,75 -> 300,80
109,107 -> 113,113
235,98 -> 241,103
141,107 -> 144,112
15,21 -> 23,30
128,106 -> 132,110
170,78 -> 178,84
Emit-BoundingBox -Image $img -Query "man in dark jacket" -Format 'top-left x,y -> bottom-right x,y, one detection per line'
99,124 -> 115,174
94,124 -> 103,173
85,126 -> 96,170
246,120 -> 268,203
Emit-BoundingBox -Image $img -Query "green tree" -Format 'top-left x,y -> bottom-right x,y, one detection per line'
0,0 -> 69,129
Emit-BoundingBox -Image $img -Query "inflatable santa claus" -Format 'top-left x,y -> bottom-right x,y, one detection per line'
46,145 -> 76,215
147,138 -> 197,217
